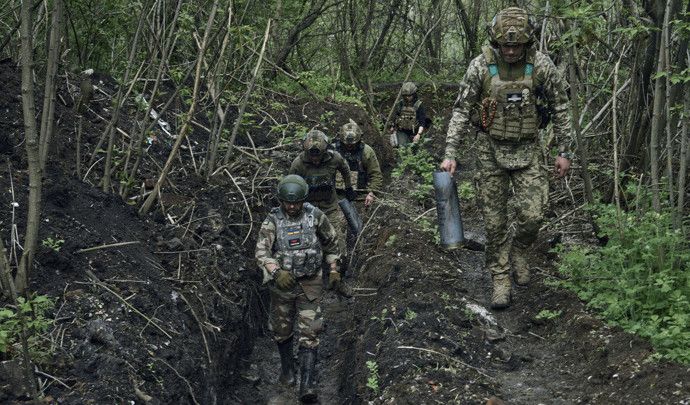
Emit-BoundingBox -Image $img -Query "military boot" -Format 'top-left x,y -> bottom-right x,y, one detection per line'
298,346 -> 318,403
277,339 -> 295,385
510,246 -> 531,286
491,274 -> 511,309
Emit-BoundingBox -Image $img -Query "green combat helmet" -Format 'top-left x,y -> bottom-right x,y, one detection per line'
303,130 -> 328,156
276,175 -> 309,202
339,120 -> 362,145
489,7 -> 535,46
401,82 -> 417,96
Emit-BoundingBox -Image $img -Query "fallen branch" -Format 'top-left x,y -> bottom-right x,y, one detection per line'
92,282 -> 172,339
157,357 -> 200,405
76,241 -> 140,254
178,291 -> 213,364
397,345 -> 495,380
223,168 -> 253,245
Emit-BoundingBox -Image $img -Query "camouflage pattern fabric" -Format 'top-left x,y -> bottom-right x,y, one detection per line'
474,131 -> 547,276
271,204 -> 323,279
256,203 -> 341,348
393,95 -> 426,147
268,273 -> 323,348
289,150 -> 351,211
445,46 -> 572,159
444,45 -> 571,277
255,204 -> 341,284
289,150 -> 351,255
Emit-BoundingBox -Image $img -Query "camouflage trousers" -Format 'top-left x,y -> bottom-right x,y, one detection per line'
474,134 -> 548,277
268,271 -> 324,349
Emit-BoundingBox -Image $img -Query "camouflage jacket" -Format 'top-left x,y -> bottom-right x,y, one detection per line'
333,141 -> 383,194
445,46 -> 572,159
289,150 -> 351,212
255,203 -> 341,284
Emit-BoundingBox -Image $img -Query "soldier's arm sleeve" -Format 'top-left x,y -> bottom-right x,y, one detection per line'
316,210 -> 341,265
541,54 -> 574,153
336,153 -> 352,188
255,216 -> 278,284
288,157 -> 300,175
364,145 -> 383,193
444,57 -> 484,159
417,103 -> 426,129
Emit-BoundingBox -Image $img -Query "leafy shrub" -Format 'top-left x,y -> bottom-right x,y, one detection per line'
553,185 -> 690,363
0,294 -> 56,361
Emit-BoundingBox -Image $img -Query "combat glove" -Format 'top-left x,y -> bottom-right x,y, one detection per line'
273,269 -> 295,290
328,271 -> 341,290
345,186 -> 357,201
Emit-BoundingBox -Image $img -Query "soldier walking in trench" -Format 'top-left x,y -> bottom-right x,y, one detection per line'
289,129 -> 356,296
440,7 -> 573,309
255,174 -> 343,402
333,119 -> 383,208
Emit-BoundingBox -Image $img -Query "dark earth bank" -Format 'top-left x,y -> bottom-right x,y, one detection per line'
1,58 -> 690,404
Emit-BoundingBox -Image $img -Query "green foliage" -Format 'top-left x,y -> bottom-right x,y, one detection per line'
536,309 -> 562,324
365,360 -> 380,394
392,139 -> 436,205
273,71 -> 365,105
0,294 -> 56,361
553,183 -> 690,363
384,235 -> 396,247
457,181 -> 475,201
405,308 -> 418,321
42,237 -> 64,252
371,308 -> 389,323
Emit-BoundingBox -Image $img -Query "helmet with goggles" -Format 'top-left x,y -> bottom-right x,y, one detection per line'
303,130 -> 328,156
489,7 -> 535,46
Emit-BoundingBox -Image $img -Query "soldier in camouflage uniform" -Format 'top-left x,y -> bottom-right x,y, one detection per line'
289,130 -> 354,263
390,82 -> 426,147
334,119 -> 383,207
255,174 -> 342,402
440,7 -> 572,309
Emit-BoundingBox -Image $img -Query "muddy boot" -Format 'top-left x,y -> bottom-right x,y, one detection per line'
491,274 -> 511,309
277,339 -> 295,386
298,346 -> 318,403
510,246 -> 531,286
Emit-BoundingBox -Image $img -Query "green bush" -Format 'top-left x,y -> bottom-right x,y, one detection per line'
0,294 -> 56,361
553,187 -> 690,363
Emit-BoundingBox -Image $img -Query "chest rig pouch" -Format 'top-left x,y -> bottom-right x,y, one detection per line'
481,47 -> 540,142
272,204 -> 323,278
335,142 -> 368,190
397,100 -> 421,131
304,151 -> 336,201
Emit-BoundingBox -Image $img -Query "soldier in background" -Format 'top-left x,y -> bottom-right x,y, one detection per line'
439,7 -> 573,309
255,175 -> 342,402
289,130 -> 354,297
390,82 -> 426,148
333,119 -> 383,208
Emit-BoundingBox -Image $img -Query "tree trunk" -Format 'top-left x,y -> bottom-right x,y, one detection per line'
38,0 -> 62,173
16,0 -> 42,296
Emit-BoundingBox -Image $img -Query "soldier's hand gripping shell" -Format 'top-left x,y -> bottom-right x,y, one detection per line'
328,271 -> 341,290
345,186 -> 357,201
274,269 -> 295,290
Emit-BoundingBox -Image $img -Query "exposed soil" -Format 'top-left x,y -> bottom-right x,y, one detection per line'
1,58 -> 690,405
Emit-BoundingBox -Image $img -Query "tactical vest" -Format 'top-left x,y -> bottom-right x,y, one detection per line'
271,203 -> 323,278
396,99 -> 421,131
303,150 -> 336,201
479,46 -> 540,142
335,141 -> 368,190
